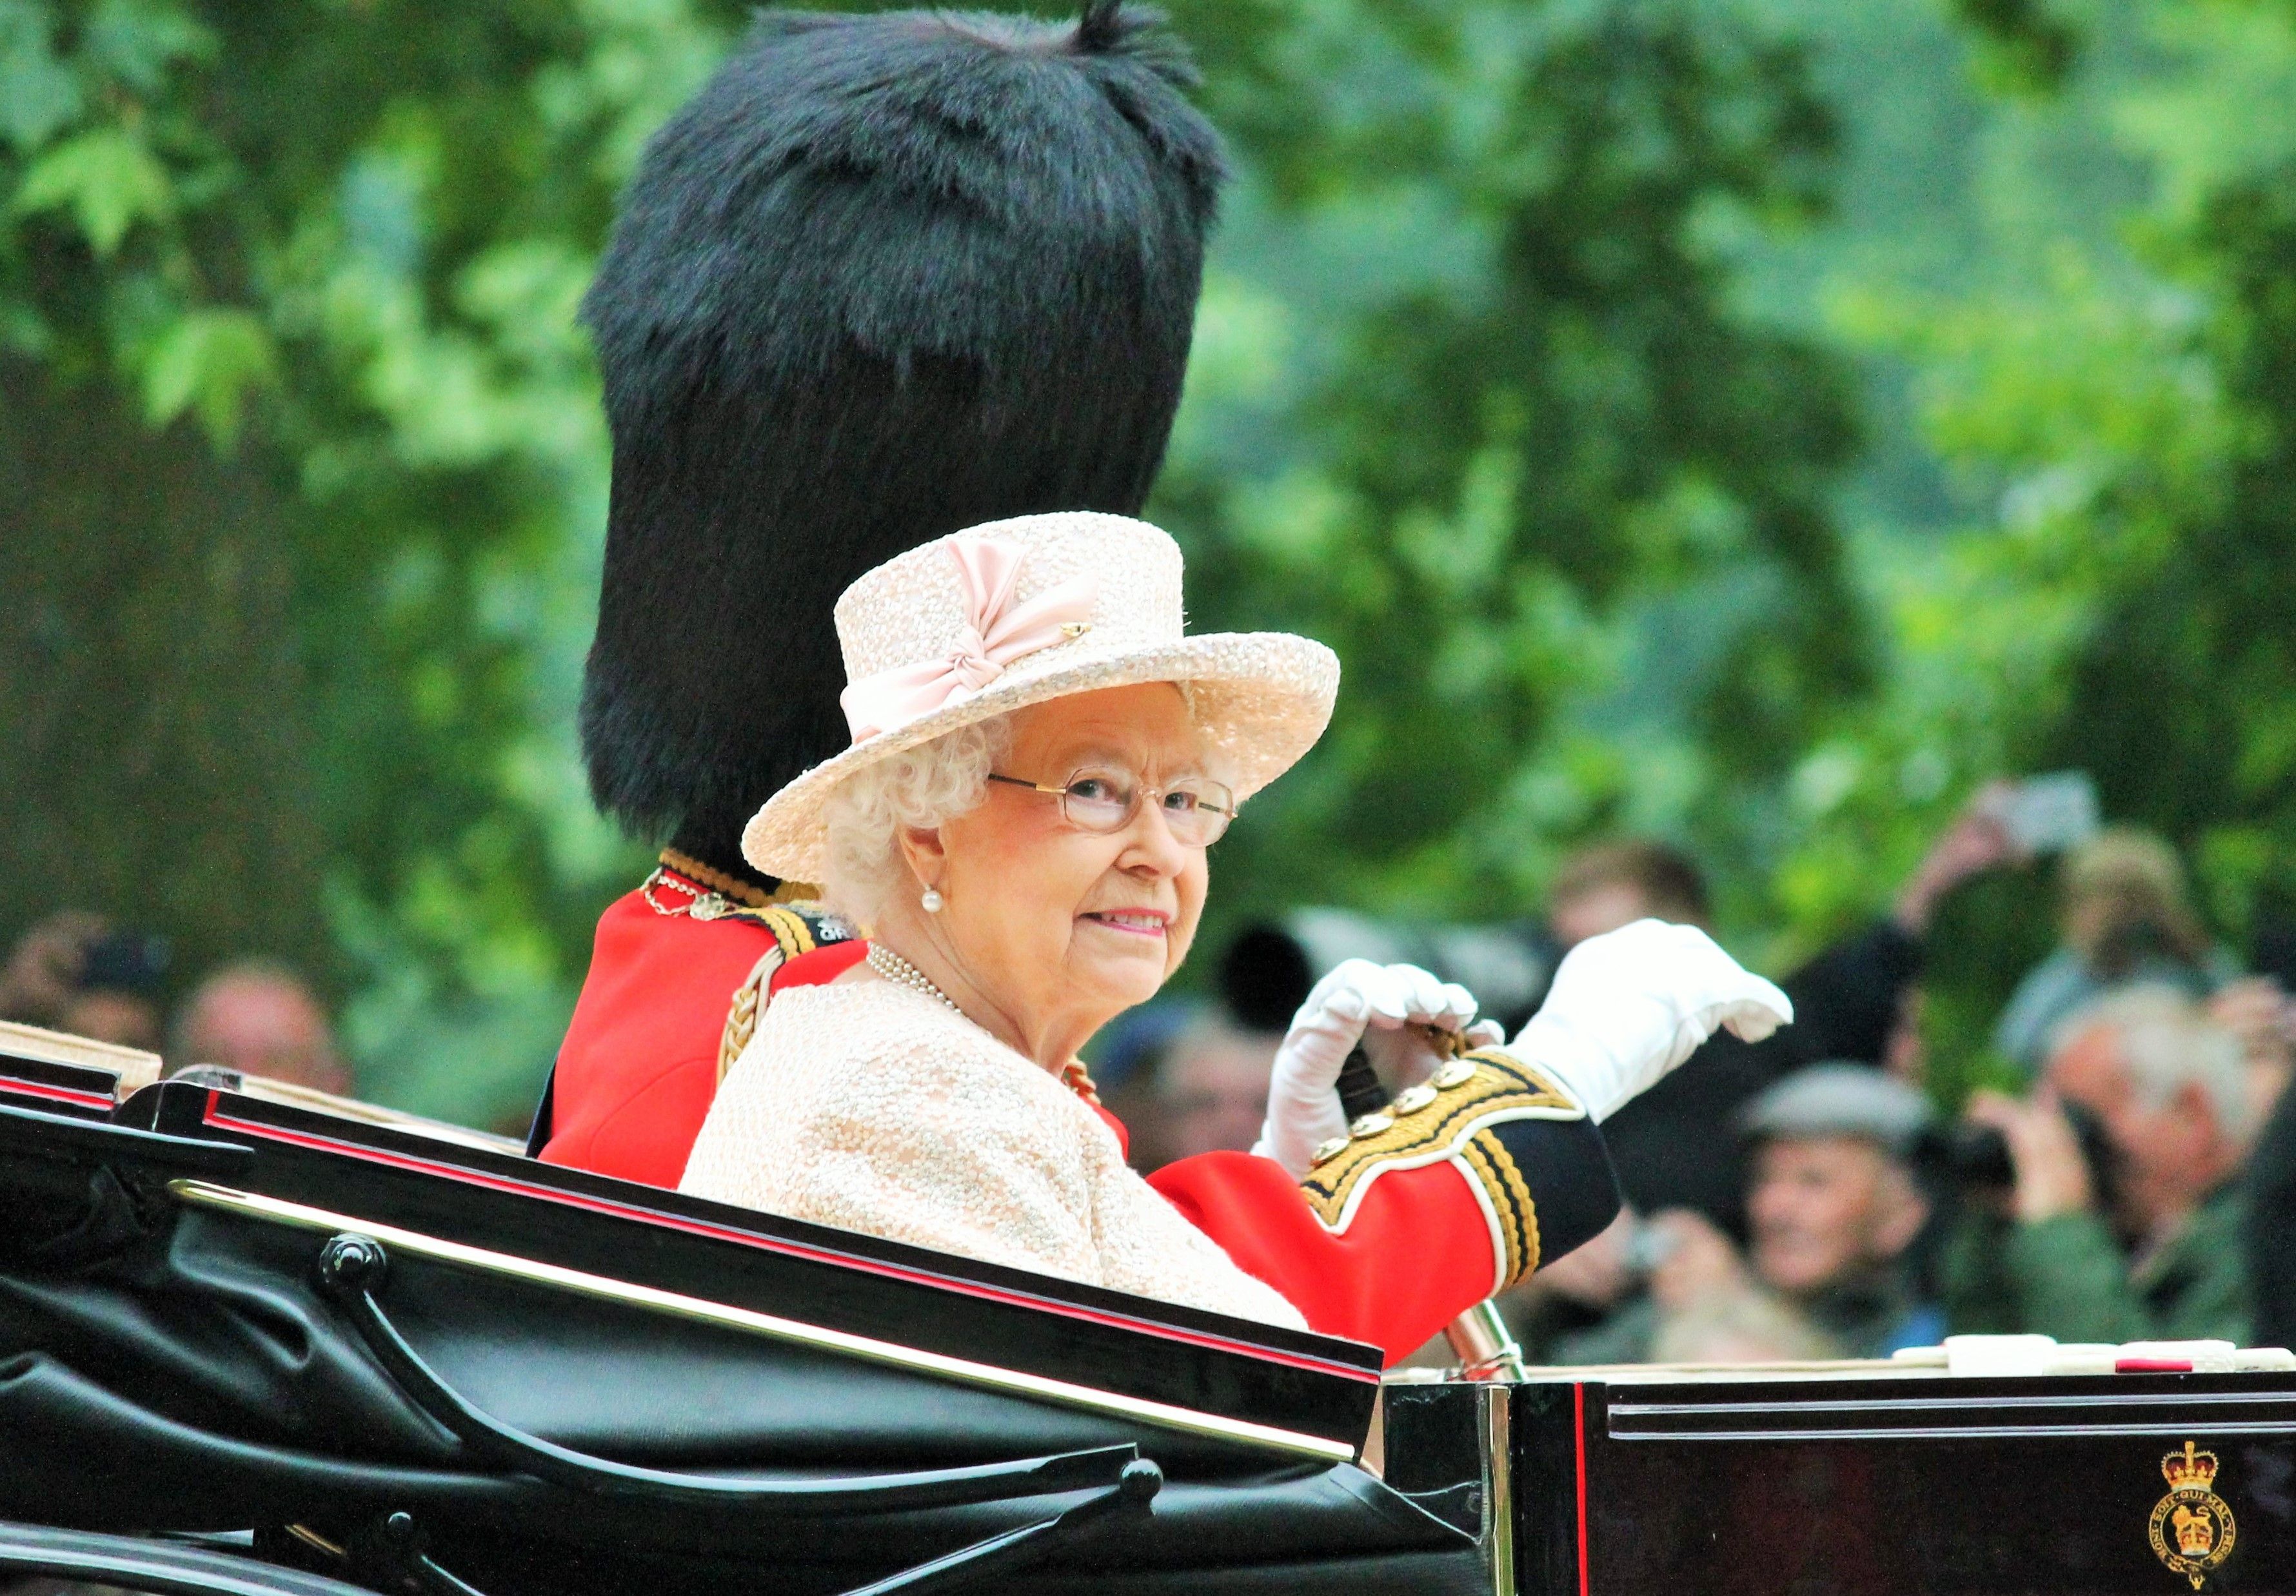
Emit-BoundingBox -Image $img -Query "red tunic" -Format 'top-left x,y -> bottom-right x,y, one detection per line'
1148,1152 -> 1501,1362
542,903 -> 1612,1365
537,880 -> 862,1187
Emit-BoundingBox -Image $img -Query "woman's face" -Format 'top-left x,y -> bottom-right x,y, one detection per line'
927,683 -> 1210,1045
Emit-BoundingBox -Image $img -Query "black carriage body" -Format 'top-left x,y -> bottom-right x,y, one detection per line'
0,1050 -> 1496,1595
17,1043 -> 2296,1595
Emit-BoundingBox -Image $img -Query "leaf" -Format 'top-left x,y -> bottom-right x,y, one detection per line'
0,1 -> 83,152
83,0 -> 215,95
141,306 -> 278,448
12,125 -> 173,255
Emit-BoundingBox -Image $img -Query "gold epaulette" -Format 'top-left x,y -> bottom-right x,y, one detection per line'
1298,1048 -> 1583,1287
718,900 -> 835,958
716,900 -> 853,1079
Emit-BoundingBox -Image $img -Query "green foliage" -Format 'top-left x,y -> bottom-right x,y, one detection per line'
1950,0 -> 2082,92
1161,0 -> 1868,947
0,0 -> 731,1125
1724,0 -> 2296,1090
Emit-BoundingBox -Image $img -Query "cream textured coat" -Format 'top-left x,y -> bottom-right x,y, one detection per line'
680,977 -> 1307,1329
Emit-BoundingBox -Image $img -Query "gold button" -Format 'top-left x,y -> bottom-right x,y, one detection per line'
1392,1083 -> 1438,1115
1349,1113 -> 1394,1139
1311,1136 -> 1349,1167
1433,1059 -> 1478,1090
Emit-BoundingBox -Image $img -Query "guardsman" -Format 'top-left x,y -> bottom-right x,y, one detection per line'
533,2 -> 1224,1185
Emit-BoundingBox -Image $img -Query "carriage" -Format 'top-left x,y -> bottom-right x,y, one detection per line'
6,1025 -> 2295,1596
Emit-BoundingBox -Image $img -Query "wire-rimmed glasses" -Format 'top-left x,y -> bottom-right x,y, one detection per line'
985,767 -> 1236,847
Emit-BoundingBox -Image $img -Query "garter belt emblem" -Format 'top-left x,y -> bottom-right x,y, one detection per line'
2148,1441 -> 2235,1590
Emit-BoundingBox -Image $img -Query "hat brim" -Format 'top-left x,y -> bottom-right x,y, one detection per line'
741,631 -> 1340,883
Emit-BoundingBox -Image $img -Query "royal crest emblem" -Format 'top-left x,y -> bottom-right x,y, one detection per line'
2148,1441 -> 2237,1590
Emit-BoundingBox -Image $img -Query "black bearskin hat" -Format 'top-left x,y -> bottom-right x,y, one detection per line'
579,1 -> 1227,875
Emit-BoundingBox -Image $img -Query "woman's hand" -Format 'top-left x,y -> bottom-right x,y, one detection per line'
1510,920 -> 1792,1122
1253,959 -> 1485,1177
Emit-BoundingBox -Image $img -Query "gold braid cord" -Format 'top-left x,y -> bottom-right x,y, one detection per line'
715,902 -> 833,1080
1298,1048 -> 1582,1289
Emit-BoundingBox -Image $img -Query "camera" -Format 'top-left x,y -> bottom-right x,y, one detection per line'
1939,1098 -> 2119,1216
78,930 -> 170,996
1217,910 -> 1560,1037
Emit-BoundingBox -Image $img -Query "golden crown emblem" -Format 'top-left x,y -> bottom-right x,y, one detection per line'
2150,1440 -> 2237,1590
2162,1442 -> 2220,1492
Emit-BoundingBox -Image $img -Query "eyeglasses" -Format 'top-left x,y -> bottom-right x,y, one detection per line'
986,767 -> 1236,847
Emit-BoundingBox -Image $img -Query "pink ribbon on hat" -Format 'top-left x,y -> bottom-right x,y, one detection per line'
839,536 -> 1098,742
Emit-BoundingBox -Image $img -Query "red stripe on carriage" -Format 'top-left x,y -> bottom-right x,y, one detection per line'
1576,1380 -> 1591,1596
204,1102 -> 1380,1384
0,1075 -> 116,1110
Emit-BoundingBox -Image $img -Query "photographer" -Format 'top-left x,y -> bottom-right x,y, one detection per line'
0,912 -> 167,1050
0,911 -> 110,1028
1955,987 -> 2255,1345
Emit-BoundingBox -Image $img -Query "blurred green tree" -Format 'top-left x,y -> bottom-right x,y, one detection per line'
0,0 -> 727,1121
2,0 -> 1874,1123
1161,0 -> 1869,943
1735,0 -> 2296,1092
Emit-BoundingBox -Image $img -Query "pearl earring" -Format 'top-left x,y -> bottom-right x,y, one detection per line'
921,887 -> 945,914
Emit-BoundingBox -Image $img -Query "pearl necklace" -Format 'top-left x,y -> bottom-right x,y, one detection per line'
864,942 -> 1104,1105
866,942 -> 960,1012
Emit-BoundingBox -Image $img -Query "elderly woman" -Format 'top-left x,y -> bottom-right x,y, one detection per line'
683,513 -> 1788,1359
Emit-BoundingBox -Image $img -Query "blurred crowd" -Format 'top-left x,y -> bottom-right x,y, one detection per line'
0,912 -> 349,1095
12,778 -> 2296,1362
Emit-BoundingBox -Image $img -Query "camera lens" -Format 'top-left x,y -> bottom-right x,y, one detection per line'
1944,1123 -> 2015,1190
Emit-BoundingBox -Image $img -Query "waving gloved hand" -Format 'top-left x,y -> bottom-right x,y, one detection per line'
1253,959 -> 1498,1177
1510,920 -> 1792,1123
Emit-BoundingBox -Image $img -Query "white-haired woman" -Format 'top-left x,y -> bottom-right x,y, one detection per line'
682,514 -> 1788,1360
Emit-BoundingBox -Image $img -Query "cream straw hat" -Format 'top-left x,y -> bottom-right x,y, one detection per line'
741,512 -> 1340,883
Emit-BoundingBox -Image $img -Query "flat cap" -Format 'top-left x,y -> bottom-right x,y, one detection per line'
1737,1063 -> 1934,1156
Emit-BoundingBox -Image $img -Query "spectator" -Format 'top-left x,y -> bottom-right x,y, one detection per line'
0,912 -> 171,1050
1547,841 -> 1712,950
1994,829 -> 2237,1072
69,932 -> 172,1053
1501,1209 -> 1643,1363
1957,986 -> 2255,1345
1136,1014 -> 1278,1170
1561,790 -> 2017,1231
171,961 -> 351,1096
1734,1066 -> 1941,1352
0,911 -> 110,1029
1530,1066 -> 1942,1364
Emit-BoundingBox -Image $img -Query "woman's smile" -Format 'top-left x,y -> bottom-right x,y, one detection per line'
1080,907 -> 1171,939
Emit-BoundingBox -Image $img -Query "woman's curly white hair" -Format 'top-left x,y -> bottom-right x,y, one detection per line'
820,714 -> 1014,925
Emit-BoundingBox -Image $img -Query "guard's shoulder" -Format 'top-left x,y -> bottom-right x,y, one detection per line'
717,898 -> 856,961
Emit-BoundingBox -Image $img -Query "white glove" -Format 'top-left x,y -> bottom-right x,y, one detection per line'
1253,959 -> 1491,1177
1510,920 -> 1792,1123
